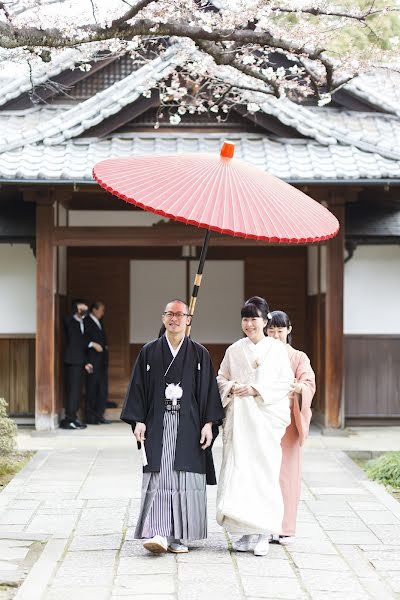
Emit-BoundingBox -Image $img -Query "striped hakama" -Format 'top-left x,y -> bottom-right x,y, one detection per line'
135,410 -> 207,541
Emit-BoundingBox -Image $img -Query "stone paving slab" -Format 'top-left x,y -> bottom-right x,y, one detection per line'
0,429 -> 399,600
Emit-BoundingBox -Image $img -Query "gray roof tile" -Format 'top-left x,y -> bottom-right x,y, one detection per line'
1,133 -> 400,182
345,70 -> 400,117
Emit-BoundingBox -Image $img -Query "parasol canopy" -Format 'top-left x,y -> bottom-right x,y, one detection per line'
93,142 -> 339,333
93,142 -> 339,244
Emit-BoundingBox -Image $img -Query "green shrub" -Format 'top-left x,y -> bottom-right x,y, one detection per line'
0,397 -> 17,456
365,452 -> 400,489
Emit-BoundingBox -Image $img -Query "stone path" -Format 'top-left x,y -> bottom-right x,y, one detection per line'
0,427 -> 399,600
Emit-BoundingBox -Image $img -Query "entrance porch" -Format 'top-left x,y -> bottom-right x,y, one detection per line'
31,186 -> 344,430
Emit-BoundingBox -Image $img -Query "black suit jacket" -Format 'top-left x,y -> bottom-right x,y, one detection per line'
85,315 -> 108,369
63,315 -> 89,366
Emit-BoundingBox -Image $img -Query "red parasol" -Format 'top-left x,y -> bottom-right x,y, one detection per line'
93,142 -> 339,332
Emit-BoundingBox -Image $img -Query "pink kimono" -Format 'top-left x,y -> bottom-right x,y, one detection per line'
279,345 -> 316,536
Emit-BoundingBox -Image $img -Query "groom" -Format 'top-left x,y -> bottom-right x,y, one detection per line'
121,299 -> 224,554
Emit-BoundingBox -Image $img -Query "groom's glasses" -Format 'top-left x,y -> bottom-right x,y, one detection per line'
163,311 -> 189,319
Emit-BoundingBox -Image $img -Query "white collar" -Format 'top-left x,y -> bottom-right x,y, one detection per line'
244,335 -> 267,349
165,334 -> 185,358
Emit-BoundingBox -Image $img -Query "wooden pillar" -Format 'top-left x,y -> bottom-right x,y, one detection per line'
324,203 -> 345,428
35,200 -> 56,430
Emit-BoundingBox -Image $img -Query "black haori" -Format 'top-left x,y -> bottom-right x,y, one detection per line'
121,335 -> 224,484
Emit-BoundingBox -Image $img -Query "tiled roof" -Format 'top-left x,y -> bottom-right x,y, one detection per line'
0,45 -> 183,154
1,47 -> 400,183
2,45 -> 399,163
305,108 -> 400,158
0,49 -> 83,107
1,133 -> 400,182
214,68 -> 400,161
0,106 -> 67,143
345,70 -> 400,118
1,45 -> 400,163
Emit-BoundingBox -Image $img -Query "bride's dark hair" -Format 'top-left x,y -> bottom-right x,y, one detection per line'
241,296 -> 271,333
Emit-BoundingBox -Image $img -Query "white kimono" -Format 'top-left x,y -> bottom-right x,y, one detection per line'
216,336 -> 293,535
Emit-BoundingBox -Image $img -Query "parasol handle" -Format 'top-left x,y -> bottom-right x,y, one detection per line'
186,229 -> 212,337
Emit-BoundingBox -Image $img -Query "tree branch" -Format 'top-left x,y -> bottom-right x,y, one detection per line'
272,4 -> 400,21
0,17 -> 333,66
111,0 -> 159,28
196,39 -> 279,96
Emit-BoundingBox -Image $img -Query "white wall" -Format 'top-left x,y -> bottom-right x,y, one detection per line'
344,245 -> 400,334
0,244 -> 36,334
189,260 -> 244,343
130,261 -> 186,343
130,260 -> 244,344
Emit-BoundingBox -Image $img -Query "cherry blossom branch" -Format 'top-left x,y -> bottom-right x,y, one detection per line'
111,0 -> 159,28
0,17 -> 332,63
0,16 -> 359,94
196,39 -> 279,95
273,4 -> 399,21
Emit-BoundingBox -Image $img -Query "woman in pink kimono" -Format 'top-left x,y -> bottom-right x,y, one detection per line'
267,311 -> 316,544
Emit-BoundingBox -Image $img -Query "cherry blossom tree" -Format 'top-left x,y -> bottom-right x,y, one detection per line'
0,0 -> 399,120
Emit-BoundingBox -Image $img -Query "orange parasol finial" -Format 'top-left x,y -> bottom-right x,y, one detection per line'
220,141 -> 235,159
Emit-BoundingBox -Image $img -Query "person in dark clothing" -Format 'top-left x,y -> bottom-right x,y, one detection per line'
121,299 -> 224,554
85,301 -> 111,424
61,299 -> 94,430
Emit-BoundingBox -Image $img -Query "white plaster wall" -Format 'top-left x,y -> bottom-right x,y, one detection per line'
130,260 -> 244,344
0,244 -> 36,333
189,260 -> 244,343
130,261 -> 186,343
344,245 -> 400,334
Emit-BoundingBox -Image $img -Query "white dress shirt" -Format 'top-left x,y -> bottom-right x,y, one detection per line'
73,314 -> 84,334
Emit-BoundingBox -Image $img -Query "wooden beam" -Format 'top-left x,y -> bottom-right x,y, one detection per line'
324,202 -> 345,428
53,225 -> 271,247
84,90 -> 159,138
233,105 -> 304,138
35,200 -> 57,430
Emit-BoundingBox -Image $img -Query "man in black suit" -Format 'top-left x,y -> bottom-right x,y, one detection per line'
85,301 -> 111,424
61,299 -> 95,430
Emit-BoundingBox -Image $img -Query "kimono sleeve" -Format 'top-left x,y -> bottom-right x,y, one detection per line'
293,351 -> 316,445
120,348 -> 148,426
252,341 -> 293,406
202,349 -> 225,425
217,347 -> 236,408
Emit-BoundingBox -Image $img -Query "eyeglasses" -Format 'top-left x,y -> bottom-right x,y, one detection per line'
163,311 -> 189,319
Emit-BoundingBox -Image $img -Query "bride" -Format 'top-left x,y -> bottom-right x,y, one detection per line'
216,296 -> 293,556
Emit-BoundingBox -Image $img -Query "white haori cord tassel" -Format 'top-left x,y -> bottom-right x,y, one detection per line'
165,383 -> 183,407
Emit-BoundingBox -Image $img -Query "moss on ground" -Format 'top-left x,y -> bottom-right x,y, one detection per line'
0,452 -> 34,490
365,452 -> 400,488
357,452 -> 400,503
